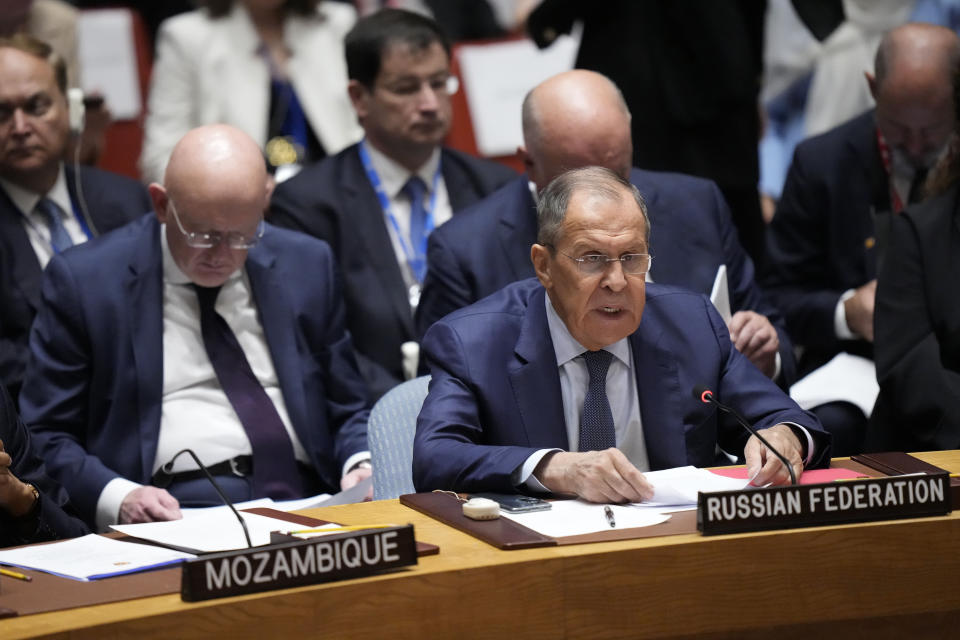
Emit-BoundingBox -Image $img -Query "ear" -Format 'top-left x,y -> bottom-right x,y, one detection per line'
531,243 -> 553,289
518,144 -> 535,174
348,80 -> 371,121
264,174 -> 276,210
149,183 -> 168,224
865,71 -> 878,101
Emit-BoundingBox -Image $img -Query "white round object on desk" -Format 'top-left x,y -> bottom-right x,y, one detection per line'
462,497 -> 500,520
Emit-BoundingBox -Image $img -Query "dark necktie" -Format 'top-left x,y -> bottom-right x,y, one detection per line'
193,284 -> 302,499
402,176 -> 428,283
579,350 -> 616,451
37,198 -> 74,253
908,167 -> 929,205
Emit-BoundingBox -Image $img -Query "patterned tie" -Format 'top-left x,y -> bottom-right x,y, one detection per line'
579,350 -> 616,451
193,284 -> 302,499
37,198 -> 74,253
402,176 -> 428,283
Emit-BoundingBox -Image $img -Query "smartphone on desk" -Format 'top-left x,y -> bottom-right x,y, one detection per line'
470,492 -> 552,513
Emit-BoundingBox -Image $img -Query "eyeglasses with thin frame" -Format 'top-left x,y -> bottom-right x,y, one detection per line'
378,74 -> 459,100
548,245 -> 652,277
167,200 -> 265,250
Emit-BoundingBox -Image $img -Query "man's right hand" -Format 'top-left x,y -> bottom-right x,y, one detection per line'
844,279 -> 877,342
533,449 -> 654,503
119,486 -> 182,524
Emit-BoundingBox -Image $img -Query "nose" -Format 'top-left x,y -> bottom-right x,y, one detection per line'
416,83 -> 440,112
600,259 -> 628,292
10,108 -> 29,135
902,129 -> 929,163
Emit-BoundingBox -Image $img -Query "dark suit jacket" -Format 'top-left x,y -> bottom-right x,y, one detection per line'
0,165 -> 150,400
762,110 -> 885,374
412,279 -> 829,492
870,184 -> 960,451
417,170 -> 796,385
0,384 -> 88,548
19,216 -> 370,523
270,143 -> 516,400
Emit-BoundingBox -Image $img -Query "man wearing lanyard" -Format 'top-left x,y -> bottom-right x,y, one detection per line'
270,9 -> 516,401
762,23 -> 960,455
0,34 -> 149,401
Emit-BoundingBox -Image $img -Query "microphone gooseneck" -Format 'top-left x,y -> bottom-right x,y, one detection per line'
692,385 -> 797,486
162,448 -> 253,548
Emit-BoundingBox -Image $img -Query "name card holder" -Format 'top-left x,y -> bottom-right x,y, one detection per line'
697,473 -> 951,536
181,525 -> 417,602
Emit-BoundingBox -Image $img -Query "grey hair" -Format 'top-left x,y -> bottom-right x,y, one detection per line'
536,166 -> 649,247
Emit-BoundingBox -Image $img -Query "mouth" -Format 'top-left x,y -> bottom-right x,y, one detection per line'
598,306 -> 624,315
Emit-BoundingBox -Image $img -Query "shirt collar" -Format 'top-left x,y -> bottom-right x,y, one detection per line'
160,223 -> 244,286
363,140 -> 442,199
543,292 -> 631,367
0,163 -> 72,219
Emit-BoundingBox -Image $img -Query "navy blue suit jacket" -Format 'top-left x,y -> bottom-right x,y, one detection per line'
19,216 -> 370,522
762,110 -> 884,374
0,384 -> 88,547
270,143 -> 516,401
0,166 -> 150,400
413,279 -> 829,492
416,169 -> 796,385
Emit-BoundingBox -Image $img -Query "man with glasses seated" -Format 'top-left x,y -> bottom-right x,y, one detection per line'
270,8 -> 516,402
20,124 -> 371,529
413,167 -> 829,499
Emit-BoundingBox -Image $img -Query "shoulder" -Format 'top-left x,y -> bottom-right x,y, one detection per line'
644,283 -> 717,323
280,145 -> 358,193
156,9 -> 212,43
441,148 -> 517,184
315,2 -> 357,32
71,166 -> 147,194
434,278 -> 539,330
438,176 -> 526,235
631,167 -> 717,194
794,110 -> 873,161
902,184 -> 960,239
51,215 -> 155,276
259,222 -> 334,259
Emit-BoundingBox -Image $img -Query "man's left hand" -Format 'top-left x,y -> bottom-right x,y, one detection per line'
341,465 -> 373,500
728,311 -> 779,378
0,439 -> 37,518
744,424 -> 804,486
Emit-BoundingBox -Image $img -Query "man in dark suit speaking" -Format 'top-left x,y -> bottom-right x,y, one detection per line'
270,9 -> 515,401
413,168 -> 829,500
0,34 -> 149,400
417,70 -> 793,386
21,125 -> 371,529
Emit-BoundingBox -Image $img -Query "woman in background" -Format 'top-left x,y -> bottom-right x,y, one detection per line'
140,0 -> 362,184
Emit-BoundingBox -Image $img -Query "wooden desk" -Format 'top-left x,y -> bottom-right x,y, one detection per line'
6,452 -> 960,640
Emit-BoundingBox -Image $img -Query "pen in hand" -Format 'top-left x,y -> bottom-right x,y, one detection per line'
604,505 -> 616,528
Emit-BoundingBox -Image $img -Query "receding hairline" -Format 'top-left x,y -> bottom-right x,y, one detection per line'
874,23 -> 960,87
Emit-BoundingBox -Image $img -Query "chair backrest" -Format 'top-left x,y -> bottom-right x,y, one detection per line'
368,375 -> 431,500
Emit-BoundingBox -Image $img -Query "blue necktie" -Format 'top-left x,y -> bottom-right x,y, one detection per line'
402,176 -> 428,283
194,285 -> 302,499
37,198 -> 74,253
579,350 -> 616,451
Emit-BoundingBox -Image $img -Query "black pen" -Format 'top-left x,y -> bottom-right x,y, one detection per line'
604,505 -> 616,528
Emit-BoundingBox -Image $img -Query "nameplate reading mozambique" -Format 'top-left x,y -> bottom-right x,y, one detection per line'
697,473 -> 951,536
180,525 -> 417,602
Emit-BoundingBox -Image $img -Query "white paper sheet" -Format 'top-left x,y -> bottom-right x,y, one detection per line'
639,466 -> 751,507
0,534 -> 194,581
789,352 -> 878,416
709,265 -> 732,323
111,511 -> 300,553
501,499 -> 670,538
77,10 -> 142,119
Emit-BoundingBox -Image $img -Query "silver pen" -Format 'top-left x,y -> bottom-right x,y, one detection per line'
604,505 -> 616,528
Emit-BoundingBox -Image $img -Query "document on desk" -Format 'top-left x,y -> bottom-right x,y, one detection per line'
502,500 -> 671,538
0,534 -> 194,581
637,466 -> 751,508
111,511 -> 302,553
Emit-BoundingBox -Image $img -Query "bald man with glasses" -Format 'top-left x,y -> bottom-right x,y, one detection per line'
20,125 -> 371,529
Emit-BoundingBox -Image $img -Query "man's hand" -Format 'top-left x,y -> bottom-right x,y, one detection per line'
0,439 -> 37,518
728,311 -> 779,378
341,464 -> 373,500
118,486 -> 182,524
744,424 -> 804,487
533,449 -> 654,503
844,279 -> 877,342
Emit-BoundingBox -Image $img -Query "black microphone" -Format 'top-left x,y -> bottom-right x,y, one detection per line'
161,449 -> 253,548
692,385 -> 797,486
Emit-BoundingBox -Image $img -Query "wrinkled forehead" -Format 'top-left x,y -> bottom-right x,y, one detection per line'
560,190 -> 647,248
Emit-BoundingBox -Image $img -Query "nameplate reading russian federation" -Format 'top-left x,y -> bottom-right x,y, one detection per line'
697,473 -> 951,535
181,525 -> 417,601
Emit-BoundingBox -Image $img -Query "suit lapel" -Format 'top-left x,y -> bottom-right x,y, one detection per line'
0,187 -> 43,311
441,150 -> 476,211
508,287 -> 568,448
126,218 -> 165,480
498,178 -> 539,280
344,148 -> 415,338
630,313 -> 688,469
246,246 -> 309,439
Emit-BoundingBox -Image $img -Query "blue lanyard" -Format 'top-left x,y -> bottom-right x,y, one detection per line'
358,140 -> 441,281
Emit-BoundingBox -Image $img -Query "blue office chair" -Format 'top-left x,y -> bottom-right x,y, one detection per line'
368,375 -> 431,500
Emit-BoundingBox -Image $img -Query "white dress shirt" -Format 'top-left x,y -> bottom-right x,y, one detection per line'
0,165 -> 89,268
363,142 -> 452,294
